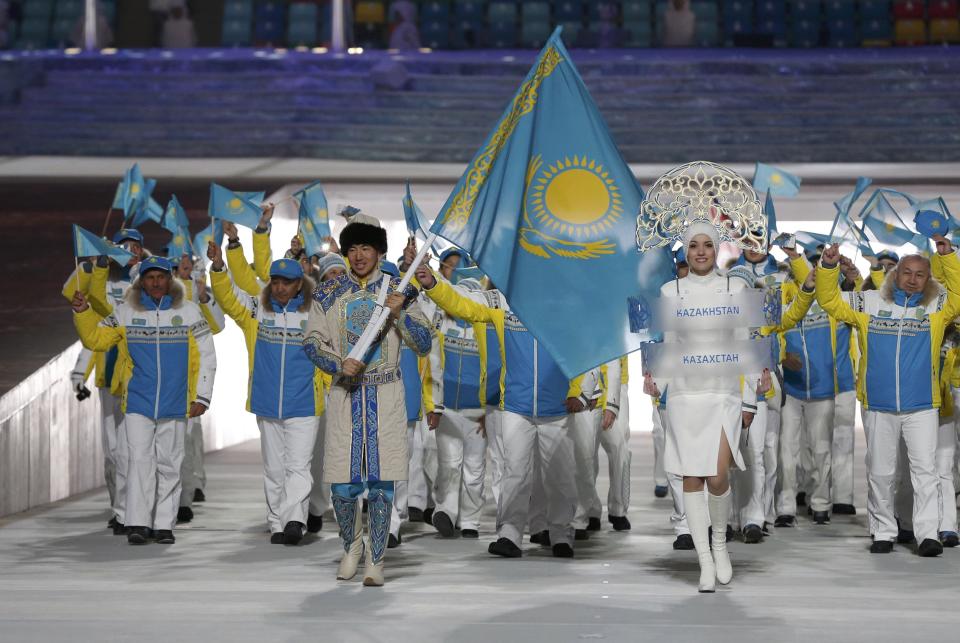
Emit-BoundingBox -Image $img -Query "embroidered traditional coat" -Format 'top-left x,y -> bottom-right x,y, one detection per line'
304,268 -> 432,483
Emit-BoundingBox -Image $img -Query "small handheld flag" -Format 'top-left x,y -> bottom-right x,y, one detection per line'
208,183 -> 263,229
295,181 -> 332,257
162,195 -> 190,235
193,219 -> 224,260
72,224 -> 134,265
753,163 -> 801,197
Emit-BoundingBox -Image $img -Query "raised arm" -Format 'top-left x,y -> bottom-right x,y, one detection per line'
252,205 -> 274,283
223,221 -> 262,297
816,244 -> 863,327
71,293 -> 123,352
190,312 -> 216,411
414,263 -> 498,324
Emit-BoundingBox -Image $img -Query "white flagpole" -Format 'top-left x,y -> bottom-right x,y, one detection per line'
331,0 -> 346,53
83,0 -> 97,51
345,232 -> 437,363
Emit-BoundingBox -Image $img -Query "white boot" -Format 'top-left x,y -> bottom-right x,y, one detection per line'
335,499 -> 364,581
684,491 -> 716,593
362,538 -> 384,587
709,489 -> 733,585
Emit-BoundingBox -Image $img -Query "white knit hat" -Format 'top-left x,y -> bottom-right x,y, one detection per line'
681,220 -> 720,250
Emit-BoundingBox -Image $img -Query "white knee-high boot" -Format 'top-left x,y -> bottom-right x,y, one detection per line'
709,489 -> 733,585
684,491 -> 716,593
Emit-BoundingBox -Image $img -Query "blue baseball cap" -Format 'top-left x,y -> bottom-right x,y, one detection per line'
439,248 -> 466,266
876,250 -> 900,263
269,258 -> 304,280
139,255 -> 173,275
380,260 -> 400,277
112,228 -> 144,245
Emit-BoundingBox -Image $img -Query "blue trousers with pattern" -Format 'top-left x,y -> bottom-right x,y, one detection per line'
331,481 -> 394,564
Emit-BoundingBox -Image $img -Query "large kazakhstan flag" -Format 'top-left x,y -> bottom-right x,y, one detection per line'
429,28 -> 674,378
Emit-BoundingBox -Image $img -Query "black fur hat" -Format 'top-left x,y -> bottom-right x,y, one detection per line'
339,213 -> 387,256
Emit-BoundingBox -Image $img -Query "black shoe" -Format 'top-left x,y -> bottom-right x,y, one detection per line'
144,528 -> 155,540
587,517 -> 602,531
918,538 -> 944,557
488,537 -> 522,558
806,505 -> 813,517
127,527 -> 149,545
107,516 -> 119,530
742,524 -> 764,544
407,507 -> 424,522
283,521 -> 305,546
726,525 -> 734,542
608,515 -> 631,531
530,530 -> 551,546
940,531 -> 960,548
306,513 -> 323,533
193,488 -> 206,503
673,534 -> 695,550
774,515 -> 796,528
762,523 -> 771,536
870,540 -> 894,554
574,529 -> 589,541
176,506 -> 193,524
654,485 -> 668,498
796,492 -> 807,507
897,528 -> 916,544
461,529 -> 479,539
155,530 -> 175,544
112,521 -> 127,536
433,511 -> 456,537
552,543 -> 574,558
270,532 -> 285,544
388,533 -> 401,548
832,503 -> 856,515
813,511 -> 830,525
423,507 -> 434,526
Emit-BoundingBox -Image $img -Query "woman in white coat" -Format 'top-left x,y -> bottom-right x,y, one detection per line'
645,221 -> 770,592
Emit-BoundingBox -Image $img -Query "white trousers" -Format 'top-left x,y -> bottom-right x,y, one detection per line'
571,408 -> 603,529
435,409 -> 487,530
733,388 -> 778,528
179,418 -> 205,509
99,388 -> 127,522
895,411 -> 959,536
778,395 -> 835,514
124,413 -> 185,531
762,386 -> 782,525
651,403 -> 668,487
864,408 -> 939,543
657,408 -> 689,535
257,416 -> 319,533
486,408 -> 506,507
308,414 -> 330,516
389,420 -> 420,537
831,391 -> 857,506
406,418 -> 437,511
600,388 -> 632,517
499,412 -> 577,547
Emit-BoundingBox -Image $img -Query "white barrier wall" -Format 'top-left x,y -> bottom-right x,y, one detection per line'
0,333 -> 259,519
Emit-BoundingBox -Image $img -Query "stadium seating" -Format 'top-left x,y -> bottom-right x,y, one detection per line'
288,2 -> 319,47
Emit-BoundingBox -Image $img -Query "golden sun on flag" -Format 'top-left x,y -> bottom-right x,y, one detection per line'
529,155 -> 623,239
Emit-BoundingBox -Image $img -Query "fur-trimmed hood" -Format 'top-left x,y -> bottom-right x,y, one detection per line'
126,276 -> 185,311
260,276 -> 315,313
879,268 -> 944,307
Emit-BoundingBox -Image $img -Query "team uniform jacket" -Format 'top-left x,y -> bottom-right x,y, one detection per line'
816,252 -> 960,413
73,278 -> 216,419
423,277 -> 571,418
211,268 -> 325,419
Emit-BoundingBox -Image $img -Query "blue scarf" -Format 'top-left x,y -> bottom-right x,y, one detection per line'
139,289 -> 172,311
271,292 -> 304,313
892,287 -> 923,308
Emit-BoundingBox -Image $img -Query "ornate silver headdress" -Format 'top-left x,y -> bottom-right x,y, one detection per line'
636,161 -> 766,253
